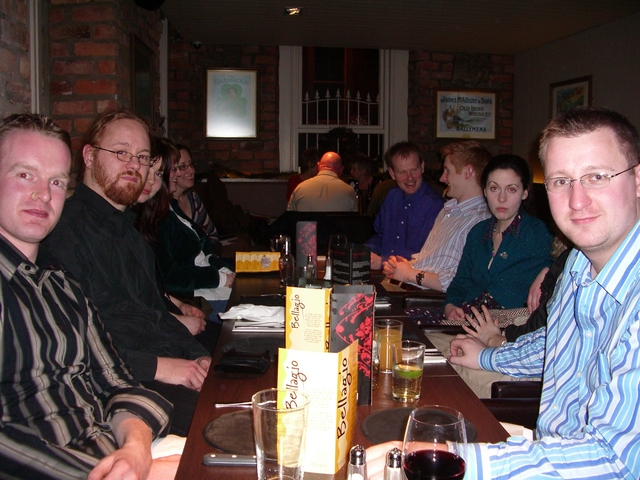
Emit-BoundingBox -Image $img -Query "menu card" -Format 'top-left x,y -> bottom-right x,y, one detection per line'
295,221 -> 317,271
331,243 -> 371,284
330,284 -> 375,406
277,342 -> 357,474
285,286 -> 331,352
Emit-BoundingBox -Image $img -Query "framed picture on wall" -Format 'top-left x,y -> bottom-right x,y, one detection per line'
131,34 -> 155,128
549,75 -> 592,118
435,90 -> 496,139
206,69 -> 258,138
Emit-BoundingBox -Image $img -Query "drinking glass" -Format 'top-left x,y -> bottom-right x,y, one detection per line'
270,234 -> 285,253
402,406 -> 467,480
323,234 -> 348,281
252,388 -> 310,480
374,319 -> 403,373
392,340 -> 426,402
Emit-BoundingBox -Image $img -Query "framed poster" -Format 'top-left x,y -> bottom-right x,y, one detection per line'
206,69 -> 258,138
549,75 -> 592,118
435,90 -> 496,139
131,35 -> 155,127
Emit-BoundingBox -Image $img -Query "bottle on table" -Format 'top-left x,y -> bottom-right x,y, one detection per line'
279,236 -> 296,287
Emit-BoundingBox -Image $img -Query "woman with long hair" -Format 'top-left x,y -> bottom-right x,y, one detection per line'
443,154 -> 553,320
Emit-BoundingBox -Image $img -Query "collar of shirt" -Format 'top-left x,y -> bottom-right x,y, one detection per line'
443,194 -> 487,218
0,232 -> 51,284
316,169 -> 339,179
570,219 -> 640,304
75,182 -> 137,231
484,207 -> 524,242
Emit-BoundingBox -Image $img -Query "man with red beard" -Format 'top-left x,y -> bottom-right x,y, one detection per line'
40,110 -> 210,437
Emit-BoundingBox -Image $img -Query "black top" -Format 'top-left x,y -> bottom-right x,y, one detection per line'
39,182 -> 209,381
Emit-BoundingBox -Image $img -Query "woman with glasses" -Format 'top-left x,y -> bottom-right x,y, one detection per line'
172,144 -> 221,250
136,137 -> 235,330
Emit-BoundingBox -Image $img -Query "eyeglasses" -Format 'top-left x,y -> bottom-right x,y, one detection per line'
92,145 -> 157,167
176,161 -> 195,171
544,165 -> 637,193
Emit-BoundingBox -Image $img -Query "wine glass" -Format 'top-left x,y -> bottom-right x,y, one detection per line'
402,406 -> 467,480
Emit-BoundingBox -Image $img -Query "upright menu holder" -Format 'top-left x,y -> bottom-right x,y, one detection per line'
277,343 -> 357,474
285,286 -> 331,352
295,221 -> 317,272
330,284 -> 375,406
331,243 -> 371,285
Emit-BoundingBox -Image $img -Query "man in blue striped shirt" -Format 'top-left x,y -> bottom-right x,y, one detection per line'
448,107 -> 640,478
370,107 -> 640,479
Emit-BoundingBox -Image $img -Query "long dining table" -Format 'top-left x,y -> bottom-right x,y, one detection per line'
174,272 -> 508,479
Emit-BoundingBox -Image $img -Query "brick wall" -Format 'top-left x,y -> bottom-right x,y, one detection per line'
49,0 -> 162,160
408,51 -> 514,176
167,39 -> 279,174
0,0 -> 31,117
167,42 -> 512,176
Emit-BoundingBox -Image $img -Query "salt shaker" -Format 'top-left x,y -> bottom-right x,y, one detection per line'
347,445 -> 367,480
384,447 -> 405,480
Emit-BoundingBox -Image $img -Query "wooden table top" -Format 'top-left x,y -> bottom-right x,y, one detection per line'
174,273 -> 508,479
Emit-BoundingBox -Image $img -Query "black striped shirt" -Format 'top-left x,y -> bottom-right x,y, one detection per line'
0,235 -> 171,479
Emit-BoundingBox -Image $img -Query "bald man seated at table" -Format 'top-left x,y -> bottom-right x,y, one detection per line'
287,151 -> 358,212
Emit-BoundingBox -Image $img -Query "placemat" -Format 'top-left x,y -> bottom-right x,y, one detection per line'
361,407 -> 477,443
203,410 -> 255,455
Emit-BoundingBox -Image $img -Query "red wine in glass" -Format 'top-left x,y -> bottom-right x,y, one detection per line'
403,449 -> 466,480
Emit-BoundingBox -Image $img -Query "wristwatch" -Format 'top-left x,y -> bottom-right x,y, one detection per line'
415,271 -> 425,286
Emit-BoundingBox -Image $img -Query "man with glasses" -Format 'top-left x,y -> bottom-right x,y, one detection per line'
41,110 -> 211,437
368,108 -> 640,478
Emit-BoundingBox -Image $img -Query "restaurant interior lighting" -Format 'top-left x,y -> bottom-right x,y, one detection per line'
284,7 -> 302,16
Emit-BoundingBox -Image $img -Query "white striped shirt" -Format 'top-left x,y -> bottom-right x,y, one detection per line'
410,195 -> 490,291
467,220 -> 640,479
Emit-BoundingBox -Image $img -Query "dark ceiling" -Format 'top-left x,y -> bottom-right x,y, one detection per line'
160,0 -> 640,55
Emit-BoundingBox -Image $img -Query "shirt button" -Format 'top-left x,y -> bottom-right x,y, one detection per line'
553,405 -> 558,410
396,236 -> 400,239
576,372 -> 582,377
586,332 -> 592,338
401,221 -> 404,225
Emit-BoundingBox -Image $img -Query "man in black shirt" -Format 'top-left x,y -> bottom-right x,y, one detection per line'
41,110 -> 210,436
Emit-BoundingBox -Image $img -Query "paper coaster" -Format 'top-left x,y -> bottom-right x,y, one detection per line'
203,410 -> 255,455
360,407 -> 477,443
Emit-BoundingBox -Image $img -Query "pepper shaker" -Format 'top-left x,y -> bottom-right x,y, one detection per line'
384,447 -> 405,480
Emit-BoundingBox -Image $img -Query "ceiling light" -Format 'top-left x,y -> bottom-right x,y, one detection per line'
284,7 -> 302,16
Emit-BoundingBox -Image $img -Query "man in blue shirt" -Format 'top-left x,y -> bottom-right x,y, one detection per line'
366,142 -> 444,269
369,107 -> 640,479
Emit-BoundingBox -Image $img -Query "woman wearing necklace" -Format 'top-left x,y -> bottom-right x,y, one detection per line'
443,154 -> 553,321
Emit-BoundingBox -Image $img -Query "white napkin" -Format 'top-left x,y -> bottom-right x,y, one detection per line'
500,422 -> 534,440
151,434 -> 186,459
219,304 -> 284,326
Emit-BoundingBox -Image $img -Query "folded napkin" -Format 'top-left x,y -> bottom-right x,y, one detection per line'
219,304 -> 284,326
151,434 -> 186,459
